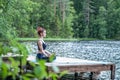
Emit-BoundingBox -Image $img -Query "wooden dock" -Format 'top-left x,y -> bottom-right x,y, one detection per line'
27,56 -> 115,79
45,57 -> 115,80
3,55 -> 115,80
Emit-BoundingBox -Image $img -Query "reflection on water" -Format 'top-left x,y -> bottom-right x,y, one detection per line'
24,41 -> 120,80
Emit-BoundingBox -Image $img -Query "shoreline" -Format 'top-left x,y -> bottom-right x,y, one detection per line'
0,38 -> 119,42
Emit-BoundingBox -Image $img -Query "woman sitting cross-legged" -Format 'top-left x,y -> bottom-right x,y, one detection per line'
36,26 -> 56,62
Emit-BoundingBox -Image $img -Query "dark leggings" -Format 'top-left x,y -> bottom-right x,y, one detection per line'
36,53 -> 49,61
36,53 -> 56,62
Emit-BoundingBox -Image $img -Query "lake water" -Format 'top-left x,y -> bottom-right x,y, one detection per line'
25,40 -> 120,80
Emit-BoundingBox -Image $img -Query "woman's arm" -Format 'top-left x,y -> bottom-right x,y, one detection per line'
45,50 -> 51,56
45,50 -> 51,54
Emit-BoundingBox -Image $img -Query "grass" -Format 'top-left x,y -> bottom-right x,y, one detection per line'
1,37 -> 118,42
15,38 -> 99,42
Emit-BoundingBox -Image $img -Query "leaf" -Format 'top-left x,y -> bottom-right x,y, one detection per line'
34,60 -> 48,79
49,53 -> 56,62
48,72 -> 58,80
59,71 -> 68,77
0,62 -> 9,79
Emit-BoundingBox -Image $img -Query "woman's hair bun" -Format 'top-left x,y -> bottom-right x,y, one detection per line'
37,26 -> 43,32
37,26 -> 45,35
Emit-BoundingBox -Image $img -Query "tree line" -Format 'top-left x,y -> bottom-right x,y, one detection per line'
0,0 -> 120,40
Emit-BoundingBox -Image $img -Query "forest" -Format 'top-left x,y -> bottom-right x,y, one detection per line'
0,0 -> 120,40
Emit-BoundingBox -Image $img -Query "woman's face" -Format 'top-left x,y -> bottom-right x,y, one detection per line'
42,30 -> 46,37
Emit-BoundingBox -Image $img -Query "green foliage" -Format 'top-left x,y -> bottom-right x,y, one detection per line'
96,6 -> 107,39
0,62 -> 9,79
71,0 -> 120,40
106,0 -> 120,39
8,58 -> 20,80
34,60 -> 47,79
0,0 -> 119,40
0,33 -> 67,80
0,42 -> 13,55
84,26 -> 89,38
0,0 -> 75,38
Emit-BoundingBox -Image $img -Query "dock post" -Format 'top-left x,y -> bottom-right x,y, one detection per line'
74,72 -> 78,80
111,64 -> 115,80
89,72 -> 93,80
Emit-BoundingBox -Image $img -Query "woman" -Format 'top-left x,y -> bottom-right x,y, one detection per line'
36,26 -> 55,61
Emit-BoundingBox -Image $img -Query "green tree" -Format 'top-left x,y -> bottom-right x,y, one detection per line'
107,0 -> 120,39
71,0 -> 93,38
97,6 -> 107,39
71,0 -> 84,38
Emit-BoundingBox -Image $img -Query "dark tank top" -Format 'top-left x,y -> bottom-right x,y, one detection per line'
37,41 -> 46,50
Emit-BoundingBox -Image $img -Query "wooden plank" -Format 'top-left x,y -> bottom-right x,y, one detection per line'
26,56 -> 115,79
45,57 -> 115,80
46,64 -> 112,72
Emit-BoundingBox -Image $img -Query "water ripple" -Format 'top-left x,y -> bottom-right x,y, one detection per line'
24,41 -> 120,80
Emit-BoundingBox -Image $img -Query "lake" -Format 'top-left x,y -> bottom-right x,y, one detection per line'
25,40 -> 120,80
